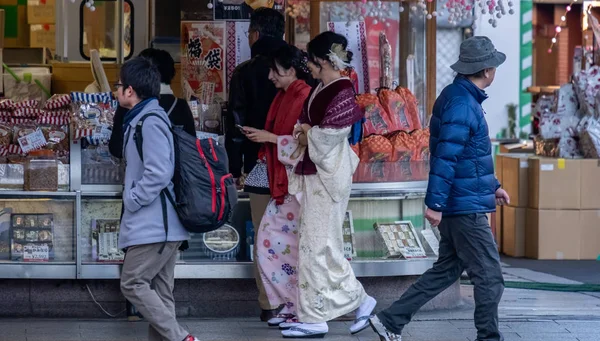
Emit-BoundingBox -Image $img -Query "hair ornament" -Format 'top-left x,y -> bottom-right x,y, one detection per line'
327,43 -> 351,71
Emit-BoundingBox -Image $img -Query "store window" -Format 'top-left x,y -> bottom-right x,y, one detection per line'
0,197 -> 75,264
80,0 -> 134,60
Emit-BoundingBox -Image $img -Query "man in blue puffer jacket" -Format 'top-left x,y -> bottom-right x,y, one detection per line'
370,36 -> 510,341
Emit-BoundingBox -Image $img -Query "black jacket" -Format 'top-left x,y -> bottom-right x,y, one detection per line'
109,94 -> 196,158
225,36 -> 288,178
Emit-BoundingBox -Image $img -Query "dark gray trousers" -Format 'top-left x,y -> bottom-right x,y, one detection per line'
377,213 -> 504,341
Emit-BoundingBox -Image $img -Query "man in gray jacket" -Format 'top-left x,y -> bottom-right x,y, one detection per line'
116,57 -> 199,341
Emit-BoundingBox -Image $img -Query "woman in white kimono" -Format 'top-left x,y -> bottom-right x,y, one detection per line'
280,31 -> 376,339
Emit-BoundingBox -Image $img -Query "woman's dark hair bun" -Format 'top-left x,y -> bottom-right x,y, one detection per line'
269,44 -> 313,82
307,31 -> 353,68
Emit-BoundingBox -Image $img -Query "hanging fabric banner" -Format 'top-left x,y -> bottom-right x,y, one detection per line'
327,21 -> 370,94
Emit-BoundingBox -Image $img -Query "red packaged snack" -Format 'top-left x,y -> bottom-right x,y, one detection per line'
43,94 -> 72,110
0,99 -> 15,110
395,86 -> 422,130
356,134 -> 394,183
379,89 -> 411,132
387,131 -> 418,181
357,94 -> 393,137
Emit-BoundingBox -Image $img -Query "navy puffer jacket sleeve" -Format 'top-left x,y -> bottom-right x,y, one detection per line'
425,101 -> 474,211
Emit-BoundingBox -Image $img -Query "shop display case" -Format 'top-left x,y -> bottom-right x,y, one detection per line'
0,0 -> 440,281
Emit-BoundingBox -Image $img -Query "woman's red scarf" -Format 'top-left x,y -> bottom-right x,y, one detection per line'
262,79 -> 311,205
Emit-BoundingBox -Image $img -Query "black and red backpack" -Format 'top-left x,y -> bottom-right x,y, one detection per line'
133,113 -> 238,234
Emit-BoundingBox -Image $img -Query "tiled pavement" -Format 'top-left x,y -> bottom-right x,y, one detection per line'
1,318 -> 600,341
4,285 -> 600,341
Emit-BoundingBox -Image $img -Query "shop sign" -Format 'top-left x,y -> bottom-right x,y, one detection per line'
214,0 -> 285,21
181,21 -> 227,103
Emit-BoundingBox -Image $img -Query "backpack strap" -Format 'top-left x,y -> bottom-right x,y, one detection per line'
134,113 -> 175,254
166,98 -> 177,117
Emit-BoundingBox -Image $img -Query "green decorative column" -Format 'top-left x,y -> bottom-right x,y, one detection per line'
520,0 -> 533,135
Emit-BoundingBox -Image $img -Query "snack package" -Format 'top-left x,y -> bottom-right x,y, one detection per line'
43,94 -> 72,110
0,123 -> 13,149
395,86 -> 422,130
13,108 -> 44,118
539,113 -> 580,139
356,134 -> 394,183
579,117 -> 600,158
12,123 -> 36,145
357,94 -> 393,137
14,100 -> 40,109
555,84 -> 579,117
40,125 -> 69,152
379,89 -> 410,132
0,100 -> 15,110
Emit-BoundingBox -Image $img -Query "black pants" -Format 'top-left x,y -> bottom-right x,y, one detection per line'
377,213 -> 505,341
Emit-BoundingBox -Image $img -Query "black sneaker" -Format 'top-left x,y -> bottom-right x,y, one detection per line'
369,315 -> 402,341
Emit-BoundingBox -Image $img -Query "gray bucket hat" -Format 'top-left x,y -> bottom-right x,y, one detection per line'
450,36 -> 506,75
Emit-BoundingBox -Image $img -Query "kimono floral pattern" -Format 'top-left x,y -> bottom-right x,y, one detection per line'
255,136 -> 304,317
256,195 -> 300,315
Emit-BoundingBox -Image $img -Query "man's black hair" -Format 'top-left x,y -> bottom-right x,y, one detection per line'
249,7 -> 285,39
139,48 -> 176,84
120,56 -> 161,100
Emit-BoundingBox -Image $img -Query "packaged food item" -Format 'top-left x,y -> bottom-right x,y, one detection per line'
0,123 -> 13,148
40,125 -> 69,152
43,94 -> 72,110
379,89 -> 410,132
357,94 -> 393,137
395,86 -> 422,130
13,108 -> 43,118
0,100 -> 15,110
539,113 -> 580,139
13,124 -> 36,144
356,134 -> 394,183
14,100 -> 40,109
24,150 -> 58,191
379,32 -> 393,89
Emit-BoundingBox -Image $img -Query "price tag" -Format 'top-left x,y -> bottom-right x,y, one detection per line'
92,124 -> 111,140
18,129 -> 47,153
23,244 -> 49,262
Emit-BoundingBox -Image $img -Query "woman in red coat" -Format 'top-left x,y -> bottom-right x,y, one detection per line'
242,45 -> 313,327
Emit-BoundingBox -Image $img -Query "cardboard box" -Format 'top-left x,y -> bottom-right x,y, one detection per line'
525,209 -> 580,260
502,155 -> 530,207
580,210 -> 600,260
27,0 -> 54,24
29,24 -> 54,50
580,159 -> 600,210
503,206 -> 526,257
495,154 -> 503,184
495,206 -> 502,252
528,158 -> 581,210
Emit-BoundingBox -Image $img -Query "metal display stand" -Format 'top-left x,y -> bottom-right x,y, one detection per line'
0,135 -> 434,280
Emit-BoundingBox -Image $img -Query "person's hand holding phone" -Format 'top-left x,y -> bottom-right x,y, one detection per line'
243,126 -> 277,144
